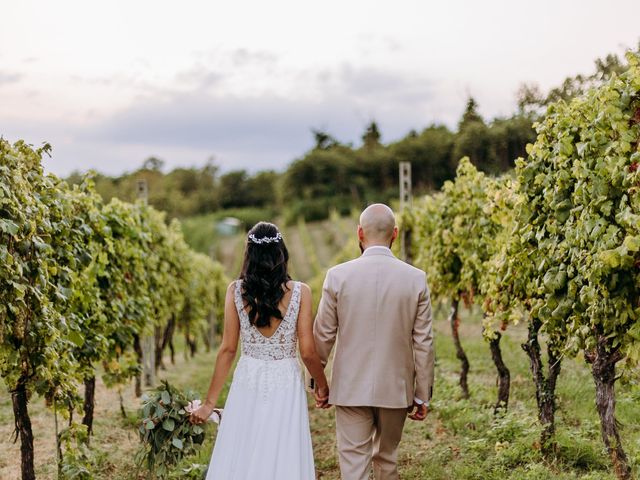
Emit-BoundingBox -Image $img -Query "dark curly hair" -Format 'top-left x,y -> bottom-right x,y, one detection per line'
239,222 -> 291,328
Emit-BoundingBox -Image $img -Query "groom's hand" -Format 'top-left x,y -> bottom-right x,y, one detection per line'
407,401 -> 428,421
314,385 -> 330,409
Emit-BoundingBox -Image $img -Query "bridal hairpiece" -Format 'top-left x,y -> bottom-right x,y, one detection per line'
248,231 -> 282,244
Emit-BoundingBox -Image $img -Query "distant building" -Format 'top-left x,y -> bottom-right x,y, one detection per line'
216,217 -> 242,236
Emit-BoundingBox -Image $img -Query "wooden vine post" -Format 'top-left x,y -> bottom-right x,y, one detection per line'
137,179 -> 156,388
399,161 -> 413,263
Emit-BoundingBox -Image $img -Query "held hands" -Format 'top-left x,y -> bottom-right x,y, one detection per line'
407,400 -> 428,421
314,383 -> 331,409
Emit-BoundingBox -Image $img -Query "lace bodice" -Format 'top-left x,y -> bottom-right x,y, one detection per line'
234,280 -> 301,361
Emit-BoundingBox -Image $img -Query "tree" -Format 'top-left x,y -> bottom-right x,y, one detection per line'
488,115 -> 536,172
246,171 -> 278,207
516,83 -> 545,115
361,121 -> 382,149
0,141 -> 96,479
453,121 -> 492,172
142,157 -> 165,172
483,177 -> 565,454
312,129 -> 339,150
510,53 -> 640,478
406,193 -> 470,399
1,139 -> 229,479
218,170 -> 250,208
458,97 -> 484,130
389,125 -> 456,191
411,158 -> 512,409
203,157 -> 219,180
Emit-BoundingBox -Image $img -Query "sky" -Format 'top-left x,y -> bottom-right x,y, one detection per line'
1,0 -> 639,177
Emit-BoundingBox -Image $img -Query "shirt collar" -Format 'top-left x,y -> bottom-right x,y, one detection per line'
362,245 -> 395,257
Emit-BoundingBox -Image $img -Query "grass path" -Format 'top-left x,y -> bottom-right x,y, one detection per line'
307,222 -> 339,267
283,227 -> 315,281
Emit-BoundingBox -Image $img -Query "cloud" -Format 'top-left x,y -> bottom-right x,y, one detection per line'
0,72 -> 23,85
356,33 -> 404,57
341,65 -> 411,95
174,65 -> 225,90
338,65 -> 434,105
4,62 -> 454,177
90,64 -> 439,157
231,48 -> 278,67
87,93 -> 359,173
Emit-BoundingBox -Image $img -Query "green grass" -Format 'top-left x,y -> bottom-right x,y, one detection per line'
2,308 -> 639,479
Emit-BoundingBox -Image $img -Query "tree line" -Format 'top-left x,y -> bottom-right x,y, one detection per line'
75,105 -> 534,223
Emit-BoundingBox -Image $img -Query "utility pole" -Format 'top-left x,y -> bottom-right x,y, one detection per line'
137,179 -> 155,387
399,162 -> 413,264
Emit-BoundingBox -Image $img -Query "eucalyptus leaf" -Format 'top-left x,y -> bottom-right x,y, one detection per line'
162,418 -> 175,432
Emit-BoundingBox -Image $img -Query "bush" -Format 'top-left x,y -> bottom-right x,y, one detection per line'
59,423 -> 104,480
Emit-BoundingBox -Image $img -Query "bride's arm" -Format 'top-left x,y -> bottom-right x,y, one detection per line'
297,283 -> 330,406
189,282 -> 240,424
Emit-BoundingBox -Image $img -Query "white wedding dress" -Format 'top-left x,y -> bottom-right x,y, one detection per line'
205,280 -> 316,479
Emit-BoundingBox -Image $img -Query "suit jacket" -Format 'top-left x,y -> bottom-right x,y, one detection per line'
313,246 -> 434,409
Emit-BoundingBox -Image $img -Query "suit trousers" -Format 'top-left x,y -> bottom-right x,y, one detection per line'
335,405 -> 407,480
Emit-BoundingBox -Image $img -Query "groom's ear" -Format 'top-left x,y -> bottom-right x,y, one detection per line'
357,225 -> 365,242
388,227 -> 399,248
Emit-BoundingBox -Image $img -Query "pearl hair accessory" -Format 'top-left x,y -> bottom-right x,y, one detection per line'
248,231 -> 282,244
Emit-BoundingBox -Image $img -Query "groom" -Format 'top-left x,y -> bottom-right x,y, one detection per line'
313,203 -> 435,480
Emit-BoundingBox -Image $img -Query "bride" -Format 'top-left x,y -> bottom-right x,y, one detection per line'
189,222 -> 329,479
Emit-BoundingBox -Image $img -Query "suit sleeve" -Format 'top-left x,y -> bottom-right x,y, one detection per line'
413,274 -> 435,402
313,270 -> 339,366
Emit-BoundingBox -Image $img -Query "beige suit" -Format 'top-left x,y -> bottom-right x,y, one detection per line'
314,246 -> 434,480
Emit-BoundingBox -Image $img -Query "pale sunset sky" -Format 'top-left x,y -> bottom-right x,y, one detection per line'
1,0 -> 639,176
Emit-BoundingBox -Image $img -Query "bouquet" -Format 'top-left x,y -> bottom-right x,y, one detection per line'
135,381 -> 216,479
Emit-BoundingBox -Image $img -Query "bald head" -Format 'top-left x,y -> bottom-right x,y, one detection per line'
359,203 -> 397,246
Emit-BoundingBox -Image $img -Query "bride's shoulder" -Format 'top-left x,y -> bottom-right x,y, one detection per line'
286,280 -> 310,294
226,279 -> 240,293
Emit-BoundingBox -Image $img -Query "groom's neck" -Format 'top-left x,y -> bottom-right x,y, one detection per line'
361,241 -> 393,250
